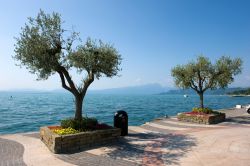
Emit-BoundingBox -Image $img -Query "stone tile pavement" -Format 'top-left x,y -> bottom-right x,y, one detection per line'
0,107 -> 250,166
0,138 -> 26,166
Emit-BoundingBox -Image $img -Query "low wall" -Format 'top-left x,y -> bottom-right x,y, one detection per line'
177,113 -> 226,124
40,127 -> 121,153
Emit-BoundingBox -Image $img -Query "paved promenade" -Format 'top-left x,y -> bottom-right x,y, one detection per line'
0,107 -> 250,166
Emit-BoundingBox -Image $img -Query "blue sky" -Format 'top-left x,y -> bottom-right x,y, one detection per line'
0,0 -> 250,90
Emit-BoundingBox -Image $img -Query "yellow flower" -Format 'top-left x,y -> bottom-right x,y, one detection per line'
53,127 -> 79,135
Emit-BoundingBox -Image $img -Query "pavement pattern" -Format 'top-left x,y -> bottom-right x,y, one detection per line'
0,138 -> 26,166
0,107 -> 250,166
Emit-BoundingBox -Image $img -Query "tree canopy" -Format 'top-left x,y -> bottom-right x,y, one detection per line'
171,56 -> 242,108
14,10 -> 122,120
14,10 -> 121,93
172,56 -> 242,92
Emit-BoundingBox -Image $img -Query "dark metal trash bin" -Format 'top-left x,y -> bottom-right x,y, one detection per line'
247,108 -> 250,114
114,110 -> 128,136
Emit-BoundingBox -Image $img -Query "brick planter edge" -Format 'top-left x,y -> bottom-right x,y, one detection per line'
40,126 -> 121,153
177,112 -> 226,124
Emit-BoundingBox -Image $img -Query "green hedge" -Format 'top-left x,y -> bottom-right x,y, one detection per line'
61,117 -> 98,131
192,107 -> 213,114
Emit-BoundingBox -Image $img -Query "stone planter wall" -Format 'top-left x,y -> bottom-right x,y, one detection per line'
177,113 -> 225,124
40,126 -> 121,153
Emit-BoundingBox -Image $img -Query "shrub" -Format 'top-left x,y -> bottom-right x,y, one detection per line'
191,107 -> 223,115
192,107 -> 213,114
53,127 -> 79,135
94,123 -> 112,130
185,111 -> 208,116
61,117 -> 98,131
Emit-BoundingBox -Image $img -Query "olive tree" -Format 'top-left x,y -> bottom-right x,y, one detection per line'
171,56 -> 242,108
14,10 -> 122,120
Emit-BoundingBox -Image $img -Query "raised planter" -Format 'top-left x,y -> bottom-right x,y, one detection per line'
40,126 -> 121,153
177,112 -> 226,124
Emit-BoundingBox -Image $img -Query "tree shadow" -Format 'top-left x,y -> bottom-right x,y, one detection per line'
23,131 -> 197,165
225,115 -> 250,124
101,132 -> 197,165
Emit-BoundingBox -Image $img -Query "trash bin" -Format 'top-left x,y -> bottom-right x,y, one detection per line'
247,108 -> 250,114
114,110 -> 128,136
246,105 -> 250,114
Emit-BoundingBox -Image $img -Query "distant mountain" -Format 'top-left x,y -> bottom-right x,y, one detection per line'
3,86 -> 249,96
89,83 -> 172,95
1,84 -> 172,95
160,87 -> 249,95
227,88 -> 250,95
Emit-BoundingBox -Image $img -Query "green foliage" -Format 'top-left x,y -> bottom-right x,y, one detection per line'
14,10 -> 68,80
192,107 -> 223,115
171,56 -> 242,91
14,10 -> 121,82
61,117 -> 98,131
172,56 -> 211,90
192,107 -> 213,114
171,55 -> 242,108
227,88 -> 250,95
53,127 -> 79,135
68,38 -> 122,80
14,10 -> 122,120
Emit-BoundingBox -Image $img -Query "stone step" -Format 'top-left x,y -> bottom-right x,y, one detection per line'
152,120 -> 195,129
160,119 -> 222,128
140,125 -> 172,134
128,126 -> 159,133
143,122 -> 187,131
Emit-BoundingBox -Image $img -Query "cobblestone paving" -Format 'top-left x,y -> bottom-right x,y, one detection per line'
56,151 -> 138,166
0,138 -> 26,166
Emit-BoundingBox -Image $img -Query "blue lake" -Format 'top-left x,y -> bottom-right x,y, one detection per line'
0,92 -> 250,134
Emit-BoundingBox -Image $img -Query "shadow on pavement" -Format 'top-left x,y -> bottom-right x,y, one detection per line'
102,132 -> 197,165
226,115 -> 250,124
22,131 -> 197,165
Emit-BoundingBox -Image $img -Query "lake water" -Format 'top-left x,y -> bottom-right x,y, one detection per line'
0,91 -> 250,134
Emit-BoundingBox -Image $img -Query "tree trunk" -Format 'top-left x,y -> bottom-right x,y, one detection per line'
199,92 -> 204,108
74,94 -> 83,121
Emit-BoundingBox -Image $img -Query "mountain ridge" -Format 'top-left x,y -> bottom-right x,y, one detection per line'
159,87 -> 250,95
2,85 -> 249,95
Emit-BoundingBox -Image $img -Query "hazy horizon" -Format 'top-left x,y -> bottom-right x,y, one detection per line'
1,83 -> 249,93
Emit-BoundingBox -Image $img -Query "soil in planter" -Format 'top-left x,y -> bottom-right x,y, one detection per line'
48,126 -> 62,130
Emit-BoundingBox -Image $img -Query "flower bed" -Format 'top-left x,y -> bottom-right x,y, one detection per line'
40,126 -> 121,153
177,111 -> 226,124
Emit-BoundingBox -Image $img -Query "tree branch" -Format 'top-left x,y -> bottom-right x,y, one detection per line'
190,80 -> 198,92
190,85 -> 199,93
80,71 -> 95,96
57,65 -> 78,95
197,70 -> 203,92
57,71 -> 72,93
201,76 -> 206,87
203,71 -> 222,92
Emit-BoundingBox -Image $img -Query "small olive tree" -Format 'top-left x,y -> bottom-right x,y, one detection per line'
171,56 -> 242,108
14,10 -> 122,121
